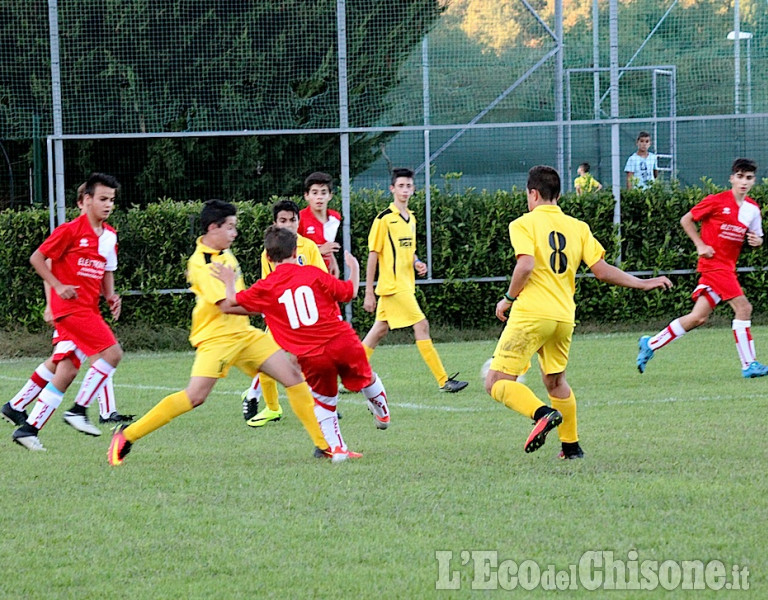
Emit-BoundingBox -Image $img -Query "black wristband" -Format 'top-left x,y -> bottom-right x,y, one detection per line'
503,293 -> 515,303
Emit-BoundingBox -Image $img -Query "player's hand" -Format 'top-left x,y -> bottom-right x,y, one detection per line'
210,263 -> 236,284
642,276 -> 673,291
696,244 -> 715,258
343,251 -> 358,270
747,232 -> 763,247
414,259 -> 427,276
363,290 -> 377,313
495,298 -> 513,322
107,294 -> 122,320
318,241 -> 341,255
55,283 -> 79,300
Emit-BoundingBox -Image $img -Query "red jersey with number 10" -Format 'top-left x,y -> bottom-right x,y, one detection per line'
690,190 -> 763,273
235,263 -> 355,356
37,214 -> 118,319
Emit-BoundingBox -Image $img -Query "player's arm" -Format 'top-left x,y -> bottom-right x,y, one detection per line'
101,271 -> 121,320
595,181 -> 603,191
328,252 -> 340,278
589,259 -> 672,291
680,211 -> 713,258
495,254 -> 534,322
625,171 -> 634,190
363,251 -> 378,313
575,183 -> 583,195
209,263 -> 247,314
344,251 -> 360,296
30,249 -> 78,300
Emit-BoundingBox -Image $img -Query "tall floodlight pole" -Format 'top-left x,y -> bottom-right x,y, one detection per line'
336,0 -> 352,321
47,0 -> 66,227
593,0 -> 600,119
555,0 -> 564,176
727,30 -> 753,115
609,0 -> 621,265
733,0 -> 741,114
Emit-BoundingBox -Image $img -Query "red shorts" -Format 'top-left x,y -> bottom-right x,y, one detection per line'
297,329 -> 372,398
54,311 -> 117,357
51,329 -> 87,370
692,270 -> 743,308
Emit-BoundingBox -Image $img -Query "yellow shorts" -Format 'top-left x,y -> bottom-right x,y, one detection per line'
376,291 -> 426,330
190,328 -> 280,379
490,313 -> 573,377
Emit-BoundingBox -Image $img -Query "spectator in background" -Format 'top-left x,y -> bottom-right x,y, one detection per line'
625,131 -> 658,189
574,163 -> 602,195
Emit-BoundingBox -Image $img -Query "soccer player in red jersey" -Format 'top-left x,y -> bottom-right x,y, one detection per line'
214,226 -> 391,462
297,172 -> 342,277
12,173 -> 124,451
637,158 -> 767,378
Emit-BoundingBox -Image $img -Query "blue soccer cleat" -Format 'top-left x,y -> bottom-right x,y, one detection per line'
742,361 -> 768,378
636,336 -> 654,373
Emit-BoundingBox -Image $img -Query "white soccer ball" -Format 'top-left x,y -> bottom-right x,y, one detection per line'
480,358 -> 493,380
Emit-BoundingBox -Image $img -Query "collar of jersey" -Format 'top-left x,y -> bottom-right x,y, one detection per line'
532,204 -> 563,213
196,236 -> 226,255
388,201 -> 412,219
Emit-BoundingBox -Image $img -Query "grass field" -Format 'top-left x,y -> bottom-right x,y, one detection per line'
0,327 -> 765,599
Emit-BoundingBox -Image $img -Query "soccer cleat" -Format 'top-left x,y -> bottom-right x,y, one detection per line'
330,446 -> 363,463
99,412 -> 135,424
240,390 -> 259,422
742,361 -> 768,378
313,446 -> 333,459
2,402 -> 28,426
440,373 -> 468,393
108,425 -> 132,466
246,406 -> 283,428
12,429 -> 46,451
524,410 -> 563,454
63,411 -> 102,437
366,400 -> 390,430
558,444 -> 585,460
636,336 -> 654,373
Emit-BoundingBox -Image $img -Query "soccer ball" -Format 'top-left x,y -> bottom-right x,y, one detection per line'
480,358 -> 493,380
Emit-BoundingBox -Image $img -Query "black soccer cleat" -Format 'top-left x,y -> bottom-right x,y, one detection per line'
2,402 -> 28,426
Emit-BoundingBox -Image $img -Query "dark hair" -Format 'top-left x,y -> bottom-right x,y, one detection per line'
201,199 -> 237,232
579,163 -> 591,172
264,225 -> 297,263
527,165 -> 561,201
272,199 -> 300,221
636,131 -> 651,141
732,158 -> 757,174
391,167 -> 414,186
304,172 -> 333,193
75,182 -> 87,206
84,172 -> 120,196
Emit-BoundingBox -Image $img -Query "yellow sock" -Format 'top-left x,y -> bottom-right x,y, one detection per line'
260,374 -> 281,412
416,339 -> 448,387
285,382 -> 328,450
124,390 -> 193,443
550,391 -> 578,443
363,344 -> 374,361
490,379 -> 545,419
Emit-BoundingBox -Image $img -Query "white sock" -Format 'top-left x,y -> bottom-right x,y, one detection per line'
27,383 -> 64,430
97,374 -> 116,419
648,318 -> 687,351
732,319 -> 755,369
10,363 -> 55,411
74,359 -> 116,408
362,373 -> 389,419
313,392 -> 343,450
247,375 -> 262,401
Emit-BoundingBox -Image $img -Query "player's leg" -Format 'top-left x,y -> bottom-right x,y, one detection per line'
97,373 -> 135,423
485,316 -> 562,454
246,373 -> 283,427
258,350 -> 329,453
361,320 -> 389,360
539,322 -> 582,459
12,357 -> 80,451
728,294 -> 768,377
2,357 -> 56,426
337,333 -> 391,430
637,285 -> 715,373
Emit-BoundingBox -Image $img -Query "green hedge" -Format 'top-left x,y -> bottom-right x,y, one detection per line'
3,182 -> 768,335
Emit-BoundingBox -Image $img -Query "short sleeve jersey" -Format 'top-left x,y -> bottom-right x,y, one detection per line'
37,214 -> 118,319
624,152 -> 658,188
368,202 -> 416,296
509,204 -> 605,324
574,173 -> 601,193
298,207 -> 341,270
187,236 -> 251,347
690,190 -> 763,273
261,235 -> 327,279
235,263 -> 355,356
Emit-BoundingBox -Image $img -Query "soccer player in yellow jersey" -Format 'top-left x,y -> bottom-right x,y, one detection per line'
362,168 -> 467,392
241,199 -> 327,427
485,166 -> 672,459
108,200 -> 329,466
